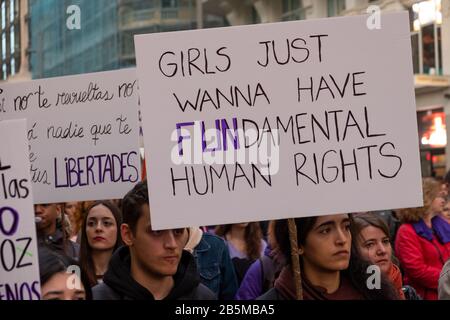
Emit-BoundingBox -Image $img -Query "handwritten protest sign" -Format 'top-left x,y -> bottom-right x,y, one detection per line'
0,69 -> 141,203
135,12 -> 423,230
0,119 -> 40,300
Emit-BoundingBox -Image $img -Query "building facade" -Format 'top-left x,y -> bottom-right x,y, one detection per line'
5,0 -> 450,175
202,0 -> 450,177
27,0 -> 229,78
0,0 -> 30,82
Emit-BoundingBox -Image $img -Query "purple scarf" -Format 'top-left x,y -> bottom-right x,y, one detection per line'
432,216 -> 450,244
413,217 -> 450,244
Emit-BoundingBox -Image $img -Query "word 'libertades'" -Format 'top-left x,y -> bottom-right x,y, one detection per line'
54,151 -> 139,188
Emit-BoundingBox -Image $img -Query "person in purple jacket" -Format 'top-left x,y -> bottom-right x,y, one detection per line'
235,221 -> 284,300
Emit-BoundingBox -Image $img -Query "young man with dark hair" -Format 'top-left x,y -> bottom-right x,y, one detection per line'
92,180 -> 215,300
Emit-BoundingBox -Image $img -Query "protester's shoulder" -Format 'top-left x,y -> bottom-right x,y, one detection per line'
396,223 -> 415,235
70,240 -> 80,253
439,259 -> 450,300
441,259 -> 450,278
246,258 -> 263,278
92,282 -> 120,300
193,283 -> 217,300
183,283 -> 217,300
203,232 -> 227,247
256,287 -> 282,300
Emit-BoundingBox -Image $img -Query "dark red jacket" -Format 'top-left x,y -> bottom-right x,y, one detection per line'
395,221 -> 450,300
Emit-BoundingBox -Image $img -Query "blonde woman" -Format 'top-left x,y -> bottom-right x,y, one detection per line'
395,177 -> 450,300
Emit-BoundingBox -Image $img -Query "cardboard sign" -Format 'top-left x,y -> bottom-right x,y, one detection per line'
0,119 -> 41,300
135,12 -> 423,230
0,69 -> 141,203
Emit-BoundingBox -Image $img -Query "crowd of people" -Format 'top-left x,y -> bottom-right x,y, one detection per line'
34,174 -> 450,300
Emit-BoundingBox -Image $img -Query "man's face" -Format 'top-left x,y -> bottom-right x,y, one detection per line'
123,204 -> 188,278
34,203 -> 61,234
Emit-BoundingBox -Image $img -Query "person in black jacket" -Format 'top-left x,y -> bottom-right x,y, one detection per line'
35,203 -> 79,261
92,180 -> 215,300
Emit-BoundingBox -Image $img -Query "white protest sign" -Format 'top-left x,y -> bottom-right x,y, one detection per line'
0,119 -> 41,300
0,69 -> 141,203
135,12 -> 423,230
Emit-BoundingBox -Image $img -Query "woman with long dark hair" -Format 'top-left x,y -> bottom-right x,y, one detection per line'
79,200 -> 122,287
352,213 -> 406,299
258,214 -> 399,300
215,223 -> 267,285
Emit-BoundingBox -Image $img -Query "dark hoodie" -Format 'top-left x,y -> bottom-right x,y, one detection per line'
92,246 -> 215,300
257,266 -> 364,300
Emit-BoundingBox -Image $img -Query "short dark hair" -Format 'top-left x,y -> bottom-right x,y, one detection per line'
38,247 -> 92,300
122,180 -> 149,235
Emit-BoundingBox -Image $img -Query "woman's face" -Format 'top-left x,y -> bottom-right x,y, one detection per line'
357,225 -> 392,274
441,201 -> 450,222
430,193 -> 446,216
300,214 -> 351,273
86,204 -> 118,251
41,272 -> 86,300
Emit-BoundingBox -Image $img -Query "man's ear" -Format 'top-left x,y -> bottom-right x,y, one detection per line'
121,224 -> 134,246
298,244 -> 304,255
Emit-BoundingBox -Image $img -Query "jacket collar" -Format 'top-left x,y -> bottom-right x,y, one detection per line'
194,236 -> 211,253
412,219 -> 433,241
432,216 -> 450,244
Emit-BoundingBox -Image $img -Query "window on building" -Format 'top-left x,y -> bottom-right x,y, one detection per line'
161,0 -> 178,8
10,56 -> 14,75
161,0 -> 178,19
251,6 -> 261,24
327,0 -> 345,17
9,0 -> 14,22
10,24 -> 13,53
283,0 -> 299,12
418,108 -> 447,177
1,1 -> 6,29
2,63 -> 6,80
281,0 -> 304,21
410,0 -> 443,75
2,31 -> 6,60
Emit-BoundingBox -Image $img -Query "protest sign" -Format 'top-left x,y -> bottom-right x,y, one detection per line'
0,119 -> 40,300
0,69 -> 141,203
135,12 -> 422,229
